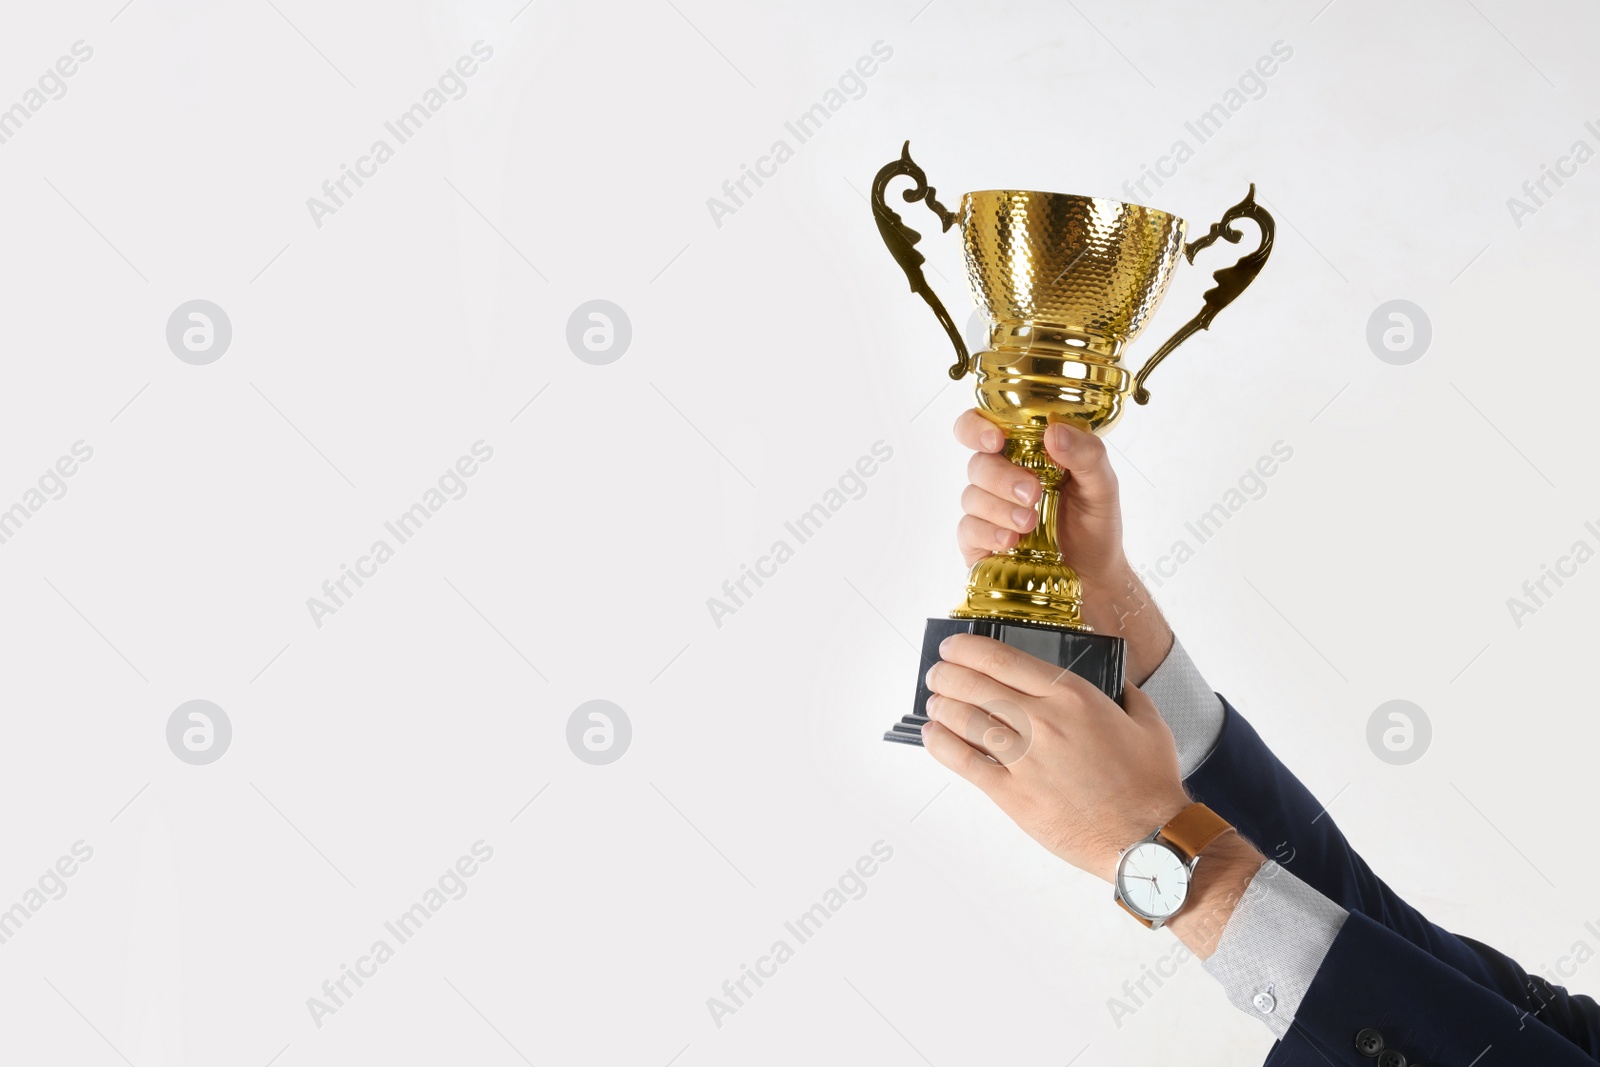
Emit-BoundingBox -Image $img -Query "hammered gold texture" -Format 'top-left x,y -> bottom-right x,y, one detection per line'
960,190 -> 1187,359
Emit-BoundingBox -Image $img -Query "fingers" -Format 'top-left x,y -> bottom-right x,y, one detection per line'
937,632 -> 1103,703
927,692 -> 1025,736
952,409 -> 1006,454
1043,423 -> 1120,513
961,484 -> 1038,535
967,451 -> 1039,508
921,720 -> 1011,793
954,412 -> 1043,570
958,450 -> 1041,565
925,695 -> 1028,764
925,657 -> 1030,712
958,514 -> 1017,563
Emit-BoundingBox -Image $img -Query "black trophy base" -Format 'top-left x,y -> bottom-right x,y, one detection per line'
884,617 -> 1127,746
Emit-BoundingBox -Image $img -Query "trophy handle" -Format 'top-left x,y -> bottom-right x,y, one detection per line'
1130,185 -> 1275,405
871,141 -> 970,380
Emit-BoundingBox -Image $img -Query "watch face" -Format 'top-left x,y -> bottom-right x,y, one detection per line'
1117,842 -> 1191,921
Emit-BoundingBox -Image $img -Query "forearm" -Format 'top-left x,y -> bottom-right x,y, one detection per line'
1143,639 -> 1348,1038
1152,651 -> 1596,1050
1082,563 -> 1171,686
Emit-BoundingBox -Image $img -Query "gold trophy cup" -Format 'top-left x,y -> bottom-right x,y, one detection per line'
872,142 -> 1274,745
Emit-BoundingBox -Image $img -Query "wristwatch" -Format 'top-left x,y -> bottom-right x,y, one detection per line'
1114,802 -> 1234,929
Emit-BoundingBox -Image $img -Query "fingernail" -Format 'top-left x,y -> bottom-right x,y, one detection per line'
1012,482 -> 1033,504
921,720 -> 934,738
995,528 -> 1014,549
1011,506 -> 1035,530
980,428 -> 1001,451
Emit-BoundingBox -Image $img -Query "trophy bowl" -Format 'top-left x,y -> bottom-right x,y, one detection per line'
960,189 -> 1188,437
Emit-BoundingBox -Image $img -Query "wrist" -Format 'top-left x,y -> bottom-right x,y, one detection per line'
1097,791 -> 1191,883
1081,561 -> 1172,686
1165,834 -> 1263,959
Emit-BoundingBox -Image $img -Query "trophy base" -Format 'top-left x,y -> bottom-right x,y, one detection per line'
883,617 -> 1126,746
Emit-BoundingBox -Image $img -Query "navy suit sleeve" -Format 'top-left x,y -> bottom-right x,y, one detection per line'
1267,911 -> 1600,1065
1186,698 -> 1600,1060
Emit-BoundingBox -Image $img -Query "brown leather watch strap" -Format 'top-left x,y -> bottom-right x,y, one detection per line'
1115,898 -> 1155,929
1158,802 -> 1233,861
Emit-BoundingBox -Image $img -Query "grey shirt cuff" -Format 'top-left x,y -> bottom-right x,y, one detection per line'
1141,637 -> 1226,778
1202,861 -> 1348,1039
1144,640 -> 1345,1036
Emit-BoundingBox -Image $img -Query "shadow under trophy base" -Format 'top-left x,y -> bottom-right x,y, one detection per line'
870,142 -> 1274,747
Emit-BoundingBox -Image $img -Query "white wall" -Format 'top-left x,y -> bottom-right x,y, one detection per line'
0,0 -> 1594,1063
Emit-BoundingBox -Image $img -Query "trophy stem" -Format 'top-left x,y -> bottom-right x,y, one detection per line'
1009,432 -> 1064,561
950,426 -> 1089,630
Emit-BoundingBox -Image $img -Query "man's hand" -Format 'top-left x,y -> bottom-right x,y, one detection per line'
953,410 -> 1172,685
922,631 -> 1263,957
921,632 -> 1191,881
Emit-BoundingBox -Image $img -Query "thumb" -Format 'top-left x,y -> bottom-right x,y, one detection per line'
1120,683 -> 1165,730
1044,423 -> 1120,513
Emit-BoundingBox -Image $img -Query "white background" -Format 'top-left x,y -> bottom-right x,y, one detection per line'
1,0 -> 1597,1064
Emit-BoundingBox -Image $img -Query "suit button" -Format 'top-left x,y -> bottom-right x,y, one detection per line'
1377,1051 -> 1407,1067
1354,1029 -> 1384,1056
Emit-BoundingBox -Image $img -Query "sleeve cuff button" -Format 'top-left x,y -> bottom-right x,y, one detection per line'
1355,1028 -> 1384,1056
